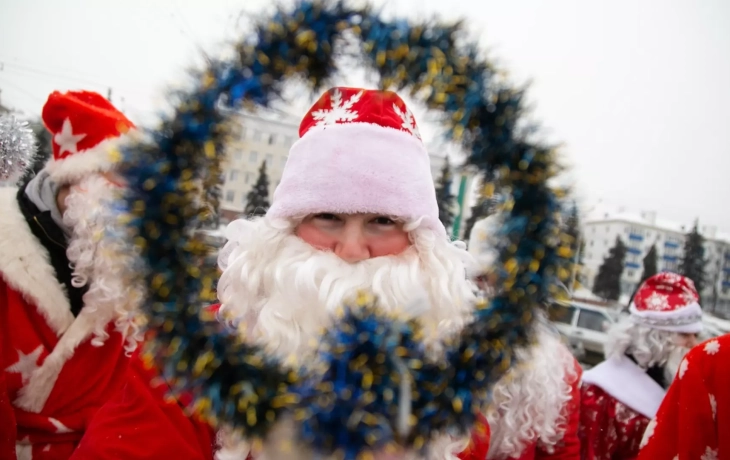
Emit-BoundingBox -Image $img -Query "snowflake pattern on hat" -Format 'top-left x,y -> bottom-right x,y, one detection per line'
311,89 -> 364,126
299,86 -> 424,141
392,103 -> 421,139
644,292 -> 670,311
632,273 -> 700,314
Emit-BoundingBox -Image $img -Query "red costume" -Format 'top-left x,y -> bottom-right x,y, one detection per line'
70,348 -> 216,460
638,334 -> 730,460
578,273 -> 704,460
460,326 -> 581,460
0,91 -> 137,458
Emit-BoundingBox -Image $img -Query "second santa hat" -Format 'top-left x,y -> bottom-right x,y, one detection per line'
42,90 -> 134,184
630,272 -> 703,333
267,87 -> 444,236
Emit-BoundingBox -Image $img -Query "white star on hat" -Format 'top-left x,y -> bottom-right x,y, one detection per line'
54,118 -> 86,155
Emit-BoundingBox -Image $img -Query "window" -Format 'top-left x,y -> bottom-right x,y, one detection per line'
233,151 -> 243,161
249,151 -> 258,163
590,240 -> 594,247
577,310 -> 610,332
268,134 -> 276,145
253,130 -> 262,142
225,190 -> 234,202
229,169 -> 240,181
627,270 -> 635,278
265,153 -> 273,165
284,136 -> 293,146
547,303 -> 575,325
245,172 -> 253,184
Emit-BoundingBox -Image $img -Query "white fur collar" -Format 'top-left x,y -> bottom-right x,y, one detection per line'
0,187 -> 74,334
582,354 -> 666,419
0,187 -> 122,412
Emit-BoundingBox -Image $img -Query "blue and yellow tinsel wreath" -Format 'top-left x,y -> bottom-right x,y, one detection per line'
117,1 -> 569,458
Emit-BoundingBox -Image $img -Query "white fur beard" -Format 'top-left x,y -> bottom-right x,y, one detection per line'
62,174 -> 144,351
217,217 -> 477,362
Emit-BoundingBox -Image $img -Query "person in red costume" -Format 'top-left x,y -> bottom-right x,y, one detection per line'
76,87 -> 489,459
463,215 -> 581,460
0,90 -> 142,459
637,332 -> 730,459
579,272 -> 701,460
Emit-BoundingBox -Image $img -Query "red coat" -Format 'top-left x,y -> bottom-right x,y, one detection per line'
637,334 -> 730,460
71,347 -> 216,460
578,384 -> 649,460
0,188 -> 133,459
459,348 -> 581,460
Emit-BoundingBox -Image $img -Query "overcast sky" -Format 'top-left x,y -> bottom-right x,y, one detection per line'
1,0 -> 728,230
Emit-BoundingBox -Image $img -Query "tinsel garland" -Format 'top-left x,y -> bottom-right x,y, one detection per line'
0,115 -> 36,181
116,1 -> 568,458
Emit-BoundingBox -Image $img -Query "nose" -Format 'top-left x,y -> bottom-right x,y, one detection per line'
685,334 -> 699,348
334,224 -> 370,263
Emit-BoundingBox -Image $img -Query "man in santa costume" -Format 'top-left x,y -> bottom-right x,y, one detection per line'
637,333 -> 729,459
579,272 -> 701,459
0,90 -> 144,458
461,215 -> 582,460
75,87 -> 486,459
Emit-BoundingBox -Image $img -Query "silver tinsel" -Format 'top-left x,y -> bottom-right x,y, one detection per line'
0,115 -> 37,181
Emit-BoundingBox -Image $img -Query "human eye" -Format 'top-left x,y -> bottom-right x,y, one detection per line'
371,216 -> 396,226
313,213 -> 342,222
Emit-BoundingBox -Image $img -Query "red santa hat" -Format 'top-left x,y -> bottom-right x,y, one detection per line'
629,272 -> 703,333
266,87 -> 445,236
41,90 -> 134,184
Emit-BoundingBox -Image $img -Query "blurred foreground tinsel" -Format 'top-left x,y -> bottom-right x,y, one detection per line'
116,1 -> 568,458
0,115 -> 36,181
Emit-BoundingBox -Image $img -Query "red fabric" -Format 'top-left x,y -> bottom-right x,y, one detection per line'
507,357 -> 582,460
457,413 -> 491,460
0,277 -> 131,459
0,336 -> 17,460
72,348 -> 215,460
458,356 -> 581,460
42,90 -> 134,161
637,334 -> 730,460
578,383 -> 650,460
299,87 -> 421,139
632,272 -> 699,313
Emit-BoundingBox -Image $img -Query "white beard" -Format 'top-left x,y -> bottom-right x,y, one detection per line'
214,216 -> 479,460
62,173 -> 143,352
663,345 -> 690,384
486,320 -> 580,459
217,217 -> 478,362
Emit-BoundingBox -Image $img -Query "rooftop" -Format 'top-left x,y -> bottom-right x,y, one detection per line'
584,204 -> 730,244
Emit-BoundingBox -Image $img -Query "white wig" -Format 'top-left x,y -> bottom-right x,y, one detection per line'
605,316 -> 683,370
63,173 -> 144,353
485,317 -> 579,459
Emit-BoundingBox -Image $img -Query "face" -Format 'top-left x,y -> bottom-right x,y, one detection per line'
675,332 -> 699,349
295,213 -> 411,263
217,216 -> 477,360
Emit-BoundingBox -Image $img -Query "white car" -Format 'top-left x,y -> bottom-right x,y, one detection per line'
548,301 -> 619,365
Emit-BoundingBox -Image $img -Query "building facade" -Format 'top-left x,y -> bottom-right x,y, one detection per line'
219,111 -> 299,222
582,208 -> 730,316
